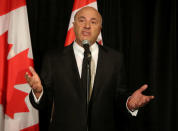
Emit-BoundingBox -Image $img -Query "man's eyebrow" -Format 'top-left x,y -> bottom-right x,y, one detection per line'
78,16 -> 85,19
78,16 -> 98,21
91,18 -> 97,21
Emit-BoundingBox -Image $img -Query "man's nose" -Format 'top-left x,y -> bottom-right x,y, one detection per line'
84,21 -> 91,29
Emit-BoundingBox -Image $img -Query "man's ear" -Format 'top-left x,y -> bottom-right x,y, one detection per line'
100,22 -> 102,29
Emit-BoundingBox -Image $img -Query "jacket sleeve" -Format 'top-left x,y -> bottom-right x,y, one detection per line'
115,53 -> 132,115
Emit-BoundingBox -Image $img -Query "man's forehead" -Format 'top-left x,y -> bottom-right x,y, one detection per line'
76,7 -> 100,18
79,10 -> 97,15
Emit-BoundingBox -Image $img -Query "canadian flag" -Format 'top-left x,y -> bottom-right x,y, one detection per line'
65,0 -> 102,46
0,0 -> 39,131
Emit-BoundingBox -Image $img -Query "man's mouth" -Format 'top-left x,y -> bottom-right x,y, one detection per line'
82,31 -> 91,36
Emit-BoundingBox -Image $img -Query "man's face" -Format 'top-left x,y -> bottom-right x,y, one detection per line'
73,7 -> 102,46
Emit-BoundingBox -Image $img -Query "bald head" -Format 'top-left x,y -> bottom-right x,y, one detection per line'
73,6 -> 102,46
74,6 -> 102,24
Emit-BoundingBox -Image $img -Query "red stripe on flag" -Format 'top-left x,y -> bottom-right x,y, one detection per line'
64,27 -> 76,46
0,32 -> 8,105
72,0 -> 96,11
0,0 -> 26,16
20,124 -> 39,131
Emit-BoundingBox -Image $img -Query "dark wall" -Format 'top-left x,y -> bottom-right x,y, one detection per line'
27,0 -> 177,131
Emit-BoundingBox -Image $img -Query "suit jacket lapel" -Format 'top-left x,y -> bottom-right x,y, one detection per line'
66,44 -> 85,99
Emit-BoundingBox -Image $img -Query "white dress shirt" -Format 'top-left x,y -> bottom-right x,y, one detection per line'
73,41 -> 98,94
32,41 -> 138,116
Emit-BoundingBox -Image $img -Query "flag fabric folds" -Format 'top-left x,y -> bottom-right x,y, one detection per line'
0,0 -> 39,130
65,0 -> 102,46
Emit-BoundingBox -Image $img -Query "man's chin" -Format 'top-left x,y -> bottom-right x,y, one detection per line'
81,38 -> 91,42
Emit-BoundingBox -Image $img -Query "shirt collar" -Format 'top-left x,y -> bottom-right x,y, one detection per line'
73,41 -> 98,56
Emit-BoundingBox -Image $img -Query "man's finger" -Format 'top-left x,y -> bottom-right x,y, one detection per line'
29,66 -> 36,76
25,72 -> 32,82
25,72 -> 29,78
138,84 -> 148,93
25,72 -> 30,81
144,96 -> 155,104
25,74 -> 34,87
149,95 -> 155,100
145,95 -> 155,100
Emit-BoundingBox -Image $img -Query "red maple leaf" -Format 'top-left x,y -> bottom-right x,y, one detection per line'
0,31 -> 33,118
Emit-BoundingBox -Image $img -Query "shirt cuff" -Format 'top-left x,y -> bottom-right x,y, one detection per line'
32,89 -> 43,104
126,97 -> 138,116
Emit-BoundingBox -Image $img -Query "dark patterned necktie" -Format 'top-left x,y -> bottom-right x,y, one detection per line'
81,47 -> 91,104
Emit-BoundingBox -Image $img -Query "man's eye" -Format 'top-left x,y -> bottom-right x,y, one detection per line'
79,19 -> 84,22
91,21 -> 97,24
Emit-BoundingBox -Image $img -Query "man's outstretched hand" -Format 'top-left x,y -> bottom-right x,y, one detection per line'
127,84 -> 155,111
25,66 -> 43,99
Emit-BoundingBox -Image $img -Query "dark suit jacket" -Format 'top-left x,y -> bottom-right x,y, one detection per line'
30,43 -> 132,131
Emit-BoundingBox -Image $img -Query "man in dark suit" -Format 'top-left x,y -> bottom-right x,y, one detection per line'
25,7 -> 154,131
